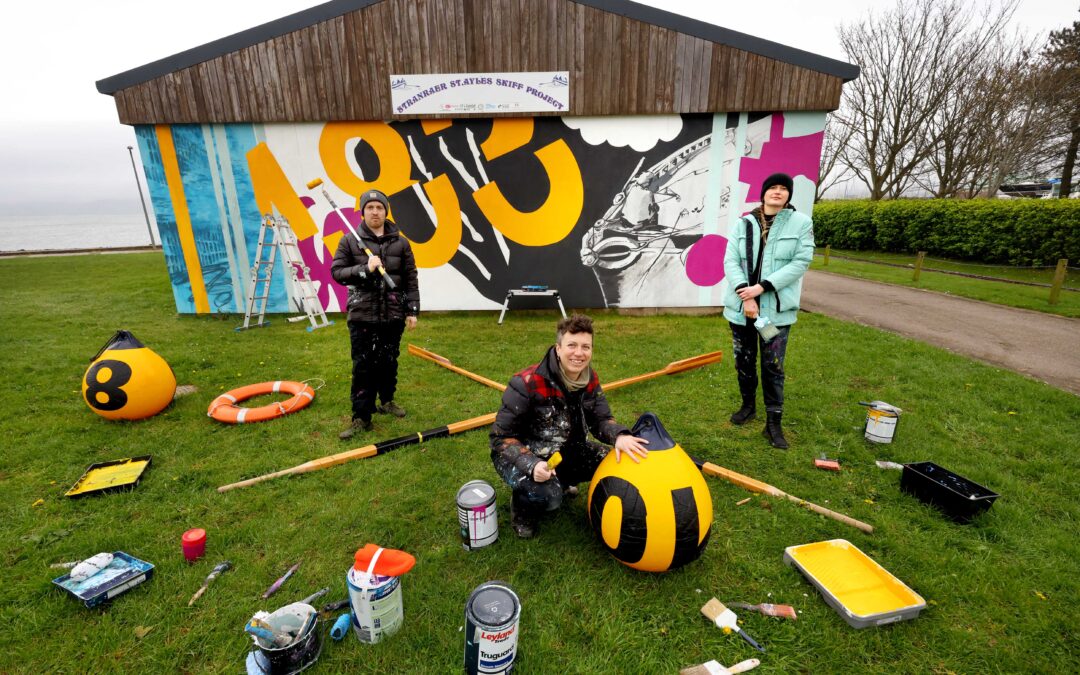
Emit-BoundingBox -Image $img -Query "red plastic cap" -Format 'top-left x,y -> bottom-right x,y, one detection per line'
353,543 -> 415,576
182,528 -> 207,546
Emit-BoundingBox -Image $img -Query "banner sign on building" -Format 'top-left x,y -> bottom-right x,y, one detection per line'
390,72 -> 570,115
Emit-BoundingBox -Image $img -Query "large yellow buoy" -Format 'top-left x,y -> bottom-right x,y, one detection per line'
82,330 -> 176,420
587,413 -> 712,572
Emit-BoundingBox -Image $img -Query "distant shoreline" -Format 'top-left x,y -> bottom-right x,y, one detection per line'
0,245 -> 162,258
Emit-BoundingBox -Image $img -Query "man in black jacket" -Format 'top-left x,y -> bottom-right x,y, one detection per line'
490,314 -> 648,538
330,189 -> 420,440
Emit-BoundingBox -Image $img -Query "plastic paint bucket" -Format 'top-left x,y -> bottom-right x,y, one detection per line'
457,480 -> 498,550
464,581 -> 520,674
346,551 -> 405,644
182,528 -> 206,562
863,402 -> 901,444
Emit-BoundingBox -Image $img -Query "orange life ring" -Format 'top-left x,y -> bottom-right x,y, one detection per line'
208,380 -> 315,424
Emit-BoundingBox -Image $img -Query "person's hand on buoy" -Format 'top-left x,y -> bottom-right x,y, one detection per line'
614,434 -> 649,463
533,461 -> 554,482
367,255 -> 383,273
406,316 -> 418,330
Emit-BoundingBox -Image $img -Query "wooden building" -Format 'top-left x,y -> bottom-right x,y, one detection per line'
97,0 -> 858,314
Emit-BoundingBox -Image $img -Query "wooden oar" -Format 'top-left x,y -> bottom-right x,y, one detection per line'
604,351 -> 722,391
690,456 -> 874,534
217,413 -> 495,492
409,344 -> 722,394
407,344 -> 506,391
219,350 -> 723,492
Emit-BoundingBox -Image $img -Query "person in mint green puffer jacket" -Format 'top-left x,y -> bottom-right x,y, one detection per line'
722,173 -> 814,449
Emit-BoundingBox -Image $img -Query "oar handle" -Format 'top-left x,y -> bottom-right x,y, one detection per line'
784,494 -> 874,534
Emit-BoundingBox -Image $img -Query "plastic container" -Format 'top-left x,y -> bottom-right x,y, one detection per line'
784,539 -> 925,629
901,461 -> 999,522
182,528 -> 206,562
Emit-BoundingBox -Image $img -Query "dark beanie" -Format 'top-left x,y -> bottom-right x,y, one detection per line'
760,173 -> 794,203
358,189 -> 389,212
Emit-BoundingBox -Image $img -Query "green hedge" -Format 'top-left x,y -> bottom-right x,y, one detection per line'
811,199 -> 1080,266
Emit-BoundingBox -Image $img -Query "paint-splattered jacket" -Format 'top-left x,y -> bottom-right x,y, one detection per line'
330,220 -> 420,323
490,346 -> 629,487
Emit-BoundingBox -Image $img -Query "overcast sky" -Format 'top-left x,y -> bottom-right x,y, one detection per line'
0,0 -> 1074,216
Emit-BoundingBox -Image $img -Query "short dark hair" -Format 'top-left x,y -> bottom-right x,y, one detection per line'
556,314 -> 593,344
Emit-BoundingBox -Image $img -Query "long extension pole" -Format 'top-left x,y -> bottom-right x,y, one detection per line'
127,145 -> 156,246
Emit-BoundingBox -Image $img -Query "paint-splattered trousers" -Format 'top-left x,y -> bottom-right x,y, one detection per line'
495,440 -> 610,523
730,321 -> 791,413
348,319 -> 405,422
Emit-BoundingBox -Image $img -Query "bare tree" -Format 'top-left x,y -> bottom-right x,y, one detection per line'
816,113 -> 854,202
836,0 -> 1018,200
1042,14 -> 1080,198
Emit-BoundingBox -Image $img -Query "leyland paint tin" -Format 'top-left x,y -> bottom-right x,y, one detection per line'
862,401 -> 902,444
457,480 -> 498,550
346,567 -> 404,644
464,581 -> 520,674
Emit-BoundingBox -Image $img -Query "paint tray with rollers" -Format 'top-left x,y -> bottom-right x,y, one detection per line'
784,539 -> 925,628
65,456 -> 151,498
52,551 -> 154,608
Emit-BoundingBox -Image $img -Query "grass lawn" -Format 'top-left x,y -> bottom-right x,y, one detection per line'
1,252 -> 1077,673
812,249 -> 1080,318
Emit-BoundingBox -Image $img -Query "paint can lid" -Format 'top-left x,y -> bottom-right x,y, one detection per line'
456,480 -> 495,508
467,582 -> 520,626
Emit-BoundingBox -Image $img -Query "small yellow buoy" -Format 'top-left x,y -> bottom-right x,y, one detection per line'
82,331 -> 176,421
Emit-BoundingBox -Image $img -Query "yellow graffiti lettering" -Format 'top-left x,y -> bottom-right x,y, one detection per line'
474,139 -> 583,247
319,122 -> 416,209
480,118 -> 534,160
246,142 -> 319,242
409,174 -> 462,268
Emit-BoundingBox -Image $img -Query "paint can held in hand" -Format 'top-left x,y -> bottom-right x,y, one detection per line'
464,581 -> 520,674
346,550 -> 405,644
457,480 -> 498,550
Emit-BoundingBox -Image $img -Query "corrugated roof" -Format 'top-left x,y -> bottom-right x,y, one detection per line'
96,0 -> 858,95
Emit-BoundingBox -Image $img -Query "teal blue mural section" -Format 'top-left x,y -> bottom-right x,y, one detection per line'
135,125 -> 194,313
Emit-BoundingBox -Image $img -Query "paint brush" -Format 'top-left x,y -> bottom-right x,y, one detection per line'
726,601 -> 798,620
700,598 -> 765,653
300,587 -> 329,606
680,658 -> 760,675
188,561 -> 232,607
262,562 -> 301,599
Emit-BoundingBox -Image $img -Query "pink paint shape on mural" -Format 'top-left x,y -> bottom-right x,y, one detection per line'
684,234 -> 727,287
297,195 -> 364,311
738,113 -> 823,213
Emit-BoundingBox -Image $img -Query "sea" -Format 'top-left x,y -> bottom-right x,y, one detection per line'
0,213 -> 159,253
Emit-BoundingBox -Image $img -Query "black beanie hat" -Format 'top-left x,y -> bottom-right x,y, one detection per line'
760,173 -> 794,203
359,189 -> 390,213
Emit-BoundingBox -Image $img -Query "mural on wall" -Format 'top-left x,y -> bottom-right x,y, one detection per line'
135,112 -> 824,314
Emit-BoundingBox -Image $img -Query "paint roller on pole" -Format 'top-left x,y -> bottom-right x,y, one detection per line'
306,178 -> 395,290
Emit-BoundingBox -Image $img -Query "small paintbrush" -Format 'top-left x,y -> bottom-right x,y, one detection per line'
725,601 -> 798,620
680,658 -> 760,675
188,561 -> 232,607
701,598 -> 765,653
262,562 -> 301,599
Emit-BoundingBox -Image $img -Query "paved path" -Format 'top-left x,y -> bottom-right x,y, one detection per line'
800,270 -> 1080,396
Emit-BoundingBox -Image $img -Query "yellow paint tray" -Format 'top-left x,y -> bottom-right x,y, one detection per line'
784,539 -> 925,628
65,456 -> 151,498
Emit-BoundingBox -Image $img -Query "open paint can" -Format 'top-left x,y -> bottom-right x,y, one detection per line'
862,401 -> 901,444
457,480 -> 498,550
245,602 -> 322,675
464,581 -> 520,674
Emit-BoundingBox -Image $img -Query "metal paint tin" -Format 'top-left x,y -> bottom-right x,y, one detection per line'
863,402 -> 901,444
457,480 -> 498,550
464,581 -> 520,674
346,567 -> 405,644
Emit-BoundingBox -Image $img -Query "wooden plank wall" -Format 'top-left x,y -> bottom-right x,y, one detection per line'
111,0 -> 844,124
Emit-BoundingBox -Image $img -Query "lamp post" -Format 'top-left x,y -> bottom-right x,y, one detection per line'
127,145 -> 156,246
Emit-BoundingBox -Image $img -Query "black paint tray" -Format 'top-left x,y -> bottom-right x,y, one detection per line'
65,456 -> 151,498
901,461 -> 999,522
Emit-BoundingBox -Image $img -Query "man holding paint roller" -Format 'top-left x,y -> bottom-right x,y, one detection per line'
490,314 -> 649,538
331,189 -> 420,440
